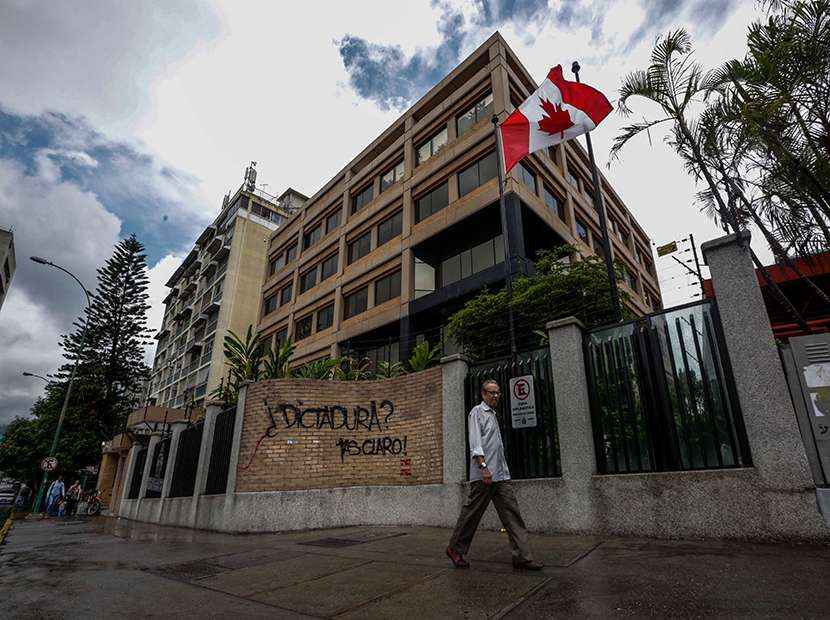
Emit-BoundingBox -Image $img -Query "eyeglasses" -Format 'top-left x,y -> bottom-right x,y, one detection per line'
484,390 -> 500,396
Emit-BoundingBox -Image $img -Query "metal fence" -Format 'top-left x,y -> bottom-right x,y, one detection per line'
464,348 -> 560,480
169,421 -> 204,498
144,436 -> 170,498
585,300 -> 751,474
126,447 -> 146,499
205,406 -> 237,495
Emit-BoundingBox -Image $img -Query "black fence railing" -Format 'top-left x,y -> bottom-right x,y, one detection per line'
585,299 -> 751,474
464,348 -> 561,480
144,436 -> 170,498
126,447 -> 147,499
169,421 -> 204,498
205,406 -> 237,495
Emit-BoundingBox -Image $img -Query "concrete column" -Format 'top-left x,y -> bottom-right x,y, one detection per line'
440,354 -> 470,483
139,433 -> 162,501
162,421 -> 189,498
119,444 -> 141,515
194,404 -> 222,496
225,385 -> 248,498
702,231 -> 814,489
547,317 -> 596,480
547,317 -> 596,531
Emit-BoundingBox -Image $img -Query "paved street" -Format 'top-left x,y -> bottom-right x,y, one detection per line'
1,516 -> 829,618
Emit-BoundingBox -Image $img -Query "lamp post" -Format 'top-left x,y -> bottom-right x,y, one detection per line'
29,256 -> 93,515
22,372 -> 49,383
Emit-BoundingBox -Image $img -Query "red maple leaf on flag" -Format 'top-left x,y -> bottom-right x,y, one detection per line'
538,98 -> 574,139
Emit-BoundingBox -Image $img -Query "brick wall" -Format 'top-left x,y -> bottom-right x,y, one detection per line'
236,367 -> 443,492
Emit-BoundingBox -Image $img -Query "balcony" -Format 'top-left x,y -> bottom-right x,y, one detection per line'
154,324 -> 170,340
204,317 -> 218,336
196,225 -> 216,247
201,259 -> 218,279
185,338 -> 202,353
182,278 -> 197,296
206,233 -> 224,255
214,239 -> 231,261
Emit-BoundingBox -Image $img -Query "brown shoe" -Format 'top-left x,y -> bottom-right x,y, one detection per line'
513,559 -> 544,571
446,546 -> 470,568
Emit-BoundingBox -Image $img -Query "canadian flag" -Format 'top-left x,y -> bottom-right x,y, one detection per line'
499,65 -> 612,173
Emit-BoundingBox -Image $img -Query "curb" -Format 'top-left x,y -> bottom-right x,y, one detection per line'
0,517 -> 12,545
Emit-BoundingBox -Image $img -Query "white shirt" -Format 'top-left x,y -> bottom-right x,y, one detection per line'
468,401 -> 511,482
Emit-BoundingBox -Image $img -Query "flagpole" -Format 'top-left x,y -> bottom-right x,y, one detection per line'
492,115 -> 518,363
571,61 -> 623,323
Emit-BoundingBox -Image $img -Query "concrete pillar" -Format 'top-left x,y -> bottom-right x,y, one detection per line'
139,433 -> 162,501
162,421 -> 189,498
194,404 -> 222,496
120,444 -> 141,515
440,354 -> 470,483
225,385 -> 248,500
702,231 -> 814,489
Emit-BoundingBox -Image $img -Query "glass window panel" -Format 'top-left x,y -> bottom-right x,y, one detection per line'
286,244 -> 297,263
575,218 -> 589,242
280,282 -> 293,305
375,270 -> 401,304
414,258 -> 435,298
479,151 -> 497,186
458,165 -> 477,197
378,211 -> 402,245
441,255 -> 461,287
380,169 -> 395,192
275,328 -> 288,347
348,232 -> 372,263
352,185 -> 373,213
457,109 -> 476,137
433,127 -> 447,154
416,141 -> 431,165
295,315 -> 312,341
299,269 -> 317,293
460,249 -> 472,279
494,234 -> 505,263
264,294 -> 278,315
303,224 -> 322,250
471,239 -> 495,273
415,182 -> 449,222
344,287 -> 368,319
325,210 -> 341,233
518,163 -> 536,192
316,304 -> 334,331
320,253 -> 338,280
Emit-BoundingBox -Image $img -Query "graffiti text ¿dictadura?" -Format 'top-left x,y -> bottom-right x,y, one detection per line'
262,400 -> 396,438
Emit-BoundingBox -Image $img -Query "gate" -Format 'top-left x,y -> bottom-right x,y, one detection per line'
204,406 -> 236,495
464,348 -> 560,479
126,447 -> 146,499
585,300 -> 751,474
169,421 -> 204,498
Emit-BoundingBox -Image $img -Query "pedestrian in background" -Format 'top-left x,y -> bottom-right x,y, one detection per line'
66,480 -> 82,516
446,379 -> 544,571
45,476 -> 65,517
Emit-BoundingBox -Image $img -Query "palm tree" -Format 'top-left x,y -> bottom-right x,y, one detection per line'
407,341 -> 442,372
263,340 -> 295,379
293,358 -> 339,379
222,325 -> 266,384
334,357 -> 373,381
611,28 -> 812,332
374,360 -> 406,379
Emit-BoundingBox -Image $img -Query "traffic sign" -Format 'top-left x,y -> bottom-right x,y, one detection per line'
656,240 -> 678,257
509,375 -> 537,429
40,457 -> 58,472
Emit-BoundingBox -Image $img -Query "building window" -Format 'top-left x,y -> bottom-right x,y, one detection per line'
320,253 -> 338,280
440,235 -> 504,288
316,304 -> 334,331
264,294 -> 278,316
380,160 -> 405,192
274,327 -> 288,348
628,271 -> 639,292
286,244 -> 297,264
575,218 -> 589,243
280,282 -> 293,305
517,162 -> 536,193
294,315 -> 313,341
343,287 -> 368,319
375,270 -> 401,305
269,253 -> 286,276
325,209 -> 341,234
414,258 -> 435,299
299,268 -> 318,294
457,92 -> 493,138
302,223 -> 322,250
543,186 -> 566,221
620,227 -> 630,247
566,169 -> 579,189
352,184 -> 374,213
348,231 -> 372,264
458,151 -> 497,197
416,127 -> 448,165
415,182 -> 449,223
377,211 -> 402,246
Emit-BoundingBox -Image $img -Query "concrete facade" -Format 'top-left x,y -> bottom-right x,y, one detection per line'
147,182 -> 304,410
0,226 -> 15,312
258,32 -> 662,367
117,232 -> 830,541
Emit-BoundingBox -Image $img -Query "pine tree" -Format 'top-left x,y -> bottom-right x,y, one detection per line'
58,234 -> 152,438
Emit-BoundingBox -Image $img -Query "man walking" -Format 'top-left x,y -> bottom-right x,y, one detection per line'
446,379 -> 543,570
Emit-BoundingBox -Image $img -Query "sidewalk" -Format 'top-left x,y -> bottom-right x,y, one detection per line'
1,516 -> 828,617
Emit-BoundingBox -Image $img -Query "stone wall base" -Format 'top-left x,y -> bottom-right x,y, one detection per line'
118,467 -> 829,542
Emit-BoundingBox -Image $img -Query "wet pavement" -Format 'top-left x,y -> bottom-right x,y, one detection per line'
1,516 -> 829,618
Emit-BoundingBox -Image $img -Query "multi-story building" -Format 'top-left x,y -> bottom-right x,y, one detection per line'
258,33 -> 661,366
147,174 -> 306,409
0,226 -> 15,312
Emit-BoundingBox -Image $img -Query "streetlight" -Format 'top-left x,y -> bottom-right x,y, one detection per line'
22,372 -> 49,382
29,256 -> 93,514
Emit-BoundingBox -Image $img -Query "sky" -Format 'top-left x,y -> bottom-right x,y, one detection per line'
0,0 -> 762,426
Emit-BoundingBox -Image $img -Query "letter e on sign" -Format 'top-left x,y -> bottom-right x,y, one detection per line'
509,375 -> 537,429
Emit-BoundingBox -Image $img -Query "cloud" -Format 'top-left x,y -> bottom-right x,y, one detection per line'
625,0 -> 739,51
0,0 -> 223,135
0,107 -> 209,264
144,253 -> 183,366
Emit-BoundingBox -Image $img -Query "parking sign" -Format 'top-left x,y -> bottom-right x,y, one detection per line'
509,375 -> 537,429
